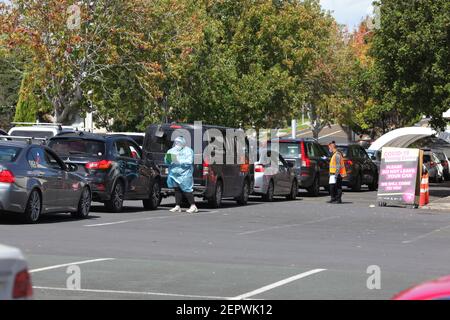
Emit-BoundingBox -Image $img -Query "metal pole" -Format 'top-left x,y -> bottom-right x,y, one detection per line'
292,119 -> 297,139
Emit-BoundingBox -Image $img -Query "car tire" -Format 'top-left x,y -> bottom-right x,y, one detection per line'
72,187 -> 91,219
208,180 -> 223,208
143,180 -> 161,210
352,173 -> 362,192
307,176 -> 320,197
23,189 -> 41,224
286,180 -> 298,200
236,180 -> 250,206
368,174 -> 378,191
262,180 -> 275,202
105,181 -> 125,213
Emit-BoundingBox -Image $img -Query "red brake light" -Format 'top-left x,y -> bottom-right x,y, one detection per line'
13,269 -> 33,299
345,160 -> 353,166
86,160 -> 113,170
202,161 -> 209,177
0,169 -> 15,183
300,142 -> 311,167
170,125 -> 182,129
255,164 -> 265,173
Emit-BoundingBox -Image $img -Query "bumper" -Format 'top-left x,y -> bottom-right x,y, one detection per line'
161,185 -> 207,198
0,183 -> 27,214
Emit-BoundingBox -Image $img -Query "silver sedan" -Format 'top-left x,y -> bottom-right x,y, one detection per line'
253,150 -> 298,201
0,140 -> 92,223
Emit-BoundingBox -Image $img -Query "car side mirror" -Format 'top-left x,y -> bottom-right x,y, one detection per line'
66,163 -> 78,172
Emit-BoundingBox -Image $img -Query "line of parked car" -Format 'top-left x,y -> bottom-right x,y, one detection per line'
0,122 -> 382,223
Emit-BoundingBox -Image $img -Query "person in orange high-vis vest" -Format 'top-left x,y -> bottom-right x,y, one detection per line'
328,141 -> 347,204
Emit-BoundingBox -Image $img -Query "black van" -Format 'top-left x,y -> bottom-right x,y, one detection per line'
143,124 -> 254,208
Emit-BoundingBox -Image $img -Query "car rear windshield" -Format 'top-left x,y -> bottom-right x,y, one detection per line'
10,130 -> 54,138
278,143 -> 301,159
0,146 -> 22,162
48,139 -> 105,157
435,153 -> 446,161
337,146 -> 349,157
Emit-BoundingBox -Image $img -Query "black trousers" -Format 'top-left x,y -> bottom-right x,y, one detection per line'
330,175 -> 343,202
174,188 -> 195,206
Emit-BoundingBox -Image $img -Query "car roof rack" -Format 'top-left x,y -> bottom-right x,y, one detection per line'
0,135 -> 47,145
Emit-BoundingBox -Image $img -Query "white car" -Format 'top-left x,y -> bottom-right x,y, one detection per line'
0,244 -> 33,300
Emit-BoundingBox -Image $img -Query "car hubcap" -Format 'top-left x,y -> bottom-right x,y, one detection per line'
82,189 -> 91,216
152,184 -> 160,204
114,185 -> 123,208
30,192 -> 40,221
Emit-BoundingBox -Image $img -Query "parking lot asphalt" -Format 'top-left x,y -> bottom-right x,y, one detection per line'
1,185 -> 450,300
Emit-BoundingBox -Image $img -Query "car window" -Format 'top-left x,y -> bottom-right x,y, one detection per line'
337,146 -> 349,157
48,138 -> 105,157
27,148 -> 48,169
128,142 -> 141,159
115,140 -> 132,158
312,143 -> 325,157
359,147 -> 369,159
44,150 -> 65,170
306,142 -> 317,157
278,143 -> 301,159
0,146 -> 22,162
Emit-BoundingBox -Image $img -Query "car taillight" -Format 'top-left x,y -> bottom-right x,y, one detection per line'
255,164 -> 265,173
202,161 -> 209,177
13,269 -> 33,299
86,160 -> 113,170
345,160 -> 353,167
300,142 -> 311,167
0,169 -> 15,183
240,163 -> 250,173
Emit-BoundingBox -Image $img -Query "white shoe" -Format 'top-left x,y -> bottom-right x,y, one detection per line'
186,205 -> 199,214
169,206 -> 182,213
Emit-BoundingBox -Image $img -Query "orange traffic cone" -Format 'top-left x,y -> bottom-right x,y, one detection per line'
419,173 -> 430,207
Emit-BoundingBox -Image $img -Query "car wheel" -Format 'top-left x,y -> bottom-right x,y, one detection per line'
105,181 -> 125,212
72,187 -> 91,219
208,180 -> 223,208
143,180 -> 161,210
262,180 -> 275,202
286,180 -> 298,200
368,174 -> 378,191
307,176 -> 320,197
236,180 -> 250,205
352,174 -> 362,192
23,190 -> 41,224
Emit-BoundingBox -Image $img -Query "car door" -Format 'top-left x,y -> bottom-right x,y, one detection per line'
114,139 -> 145,197
26,147 -> 64,211
277,155 -> 292,194
128,140 -> 152,196
44,149 -> 80,210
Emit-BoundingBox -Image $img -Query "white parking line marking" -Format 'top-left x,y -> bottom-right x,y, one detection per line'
402,224 -> 450,244
238,216 -> 339,235
85,211 -> 219,227
318,130 -> 343,140
30,258 -> 115,273
231,269 -> 327,300
33,286 -> 230,300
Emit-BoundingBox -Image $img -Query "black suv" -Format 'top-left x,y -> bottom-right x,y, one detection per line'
272,138 -> 330,196
48,132 -> 161,212
336,144 -> 378,191
143,124 -> 254,208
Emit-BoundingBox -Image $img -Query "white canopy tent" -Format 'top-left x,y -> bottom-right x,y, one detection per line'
369,127 -> 437,151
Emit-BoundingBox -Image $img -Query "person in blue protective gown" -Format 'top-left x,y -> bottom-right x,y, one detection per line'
165,136 -> 198,213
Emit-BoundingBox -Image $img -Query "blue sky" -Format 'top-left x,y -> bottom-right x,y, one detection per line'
320,0 -> 375,29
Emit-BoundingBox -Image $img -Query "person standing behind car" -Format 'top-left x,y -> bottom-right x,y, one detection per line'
328,141 -> 347,204
165,136 -> 198,213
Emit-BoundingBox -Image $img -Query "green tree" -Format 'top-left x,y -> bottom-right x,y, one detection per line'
370,0 -> 450,131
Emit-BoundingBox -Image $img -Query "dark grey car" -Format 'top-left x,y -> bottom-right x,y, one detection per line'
0,141 -> 92,223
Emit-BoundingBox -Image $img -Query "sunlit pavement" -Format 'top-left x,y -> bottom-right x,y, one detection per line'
1,185 -> 450,300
